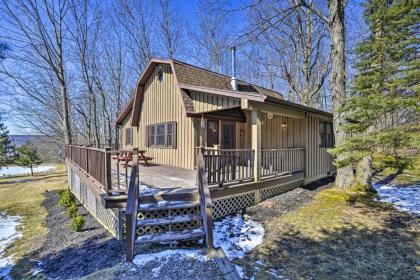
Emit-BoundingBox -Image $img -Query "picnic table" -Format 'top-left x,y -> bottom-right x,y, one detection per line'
113,149 -> 153,166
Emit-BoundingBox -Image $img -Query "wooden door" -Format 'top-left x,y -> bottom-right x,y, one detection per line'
221,122 -> 236,149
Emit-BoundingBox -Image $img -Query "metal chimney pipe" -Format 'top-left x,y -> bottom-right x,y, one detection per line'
230,46 -> 238,91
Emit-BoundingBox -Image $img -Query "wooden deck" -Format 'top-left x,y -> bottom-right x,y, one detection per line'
111,160 -> 196,190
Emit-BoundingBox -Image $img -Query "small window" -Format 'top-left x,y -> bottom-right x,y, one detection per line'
167,123 -> 173,147
320,121 -> 334,147
125,128 -> 133,146
156,124 -> 165,146
147,122 -> 176,148
158,66 -> 163,82
207,120 -> 219,147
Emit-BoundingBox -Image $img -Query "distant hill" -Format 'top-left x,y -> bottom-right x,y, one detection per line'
9,135 -> 63,163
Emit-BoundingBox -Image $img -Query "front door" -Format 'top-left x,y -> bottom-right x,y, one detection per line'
222,122 -> 236,149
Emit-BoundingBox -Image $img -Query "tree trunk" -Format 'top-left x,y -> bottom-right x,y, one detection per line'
30,164 -> 33,176
355,155 -> 372,189
328,0 -> 355,189
60,82 -> 72,145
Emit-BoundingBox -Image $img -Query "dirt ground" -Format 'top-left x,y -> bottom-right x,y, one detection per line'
12,189 -> 223,280
3,166 -> 418,279
235,177 -> 419,280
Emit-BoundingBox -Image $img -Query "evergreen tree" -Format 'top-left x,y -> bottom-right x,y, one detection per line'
15,142 -> 43,176
0,116 -> 15,167
331,0 -> 419,183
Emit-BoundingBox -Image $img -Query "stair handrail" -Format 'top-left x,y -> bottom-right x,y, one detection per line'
197,151 -> 214,248
125,160 -> 139,262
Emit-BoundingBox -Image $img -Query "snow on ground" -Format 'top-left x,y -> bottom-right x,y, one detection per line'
0,212 -> 22,280
132,249 -> 208,277
213,214 -> 265,260
0,166 -> 55,178
374,183 -> 420,215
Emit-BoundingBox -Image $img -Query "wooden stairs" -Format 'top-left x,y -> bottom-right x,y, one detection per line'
135,192 -> 206,245
125,153 -> 214,261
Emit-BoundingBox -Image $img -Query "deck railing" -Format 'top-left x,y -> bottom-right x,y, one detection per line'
261,148 -> 304,177
125,158 -> 139,262
196,152 -> 214,248
66,144 -> 112,191
198,148 -> 254,185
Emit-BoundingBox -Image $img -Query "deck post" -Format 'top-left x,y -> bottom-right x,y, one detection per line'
251,110 -> 261,183
105,147 -> 112,192
200,116 -> 206,147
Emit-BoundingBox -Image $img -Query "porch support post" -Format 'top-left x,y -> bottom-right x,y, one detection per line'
251,110 -> 261,183
200,116 -> 206,147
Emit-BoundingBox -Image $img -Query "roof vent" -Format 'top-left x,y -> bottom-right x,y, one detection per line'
230,47 -> 238,91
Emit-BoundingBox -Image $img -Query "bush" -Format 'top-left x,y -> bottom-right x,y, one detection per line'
67,204 -> 79,218
58,189 -> 76,207
71,214 -> 85,232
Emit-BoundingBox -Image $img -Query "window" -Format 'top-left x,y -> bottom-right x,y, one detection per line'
207,120 -> 219,147
320,121 -> 334,147
158,66 -> 163,81
147,122 -> 176,148
125,128 -> 133,146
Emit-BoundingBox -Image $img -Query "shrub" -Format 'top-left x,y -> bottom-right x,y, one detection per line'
67,204 -> 79,218
71,214 -> 85,232
59,189 -> 76,207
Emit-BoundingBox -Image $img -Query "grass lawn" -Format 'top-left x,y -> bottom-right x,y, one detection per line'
238,181 -> 419,279
373,154 -> 420,184
0,164 -> 67,276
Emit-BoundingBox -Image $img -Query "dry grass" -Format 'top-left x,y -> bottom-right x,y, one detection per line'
0,165 -> 67,265
239,188 -> 419,279
373,154 -> 420,184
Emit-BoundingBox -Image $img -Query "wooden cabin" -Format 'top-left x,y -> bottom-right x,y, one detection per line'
65,57 -> 336,259
116,58 -> 335,185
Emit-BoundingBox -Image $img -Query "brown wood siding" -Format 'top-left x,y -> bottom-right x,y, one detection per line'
305,114 -> 336,181
135,64 -> 195,169
260,113 -> 304,149
190,91 -> 241,113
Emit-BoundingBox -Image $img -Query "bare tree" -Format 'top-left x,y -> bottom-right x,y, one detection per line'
237,0 -> 354,188
68,0 -> 101,146
157,0 -> 182,58
116,0 -> 154,73
0,0 -> 72,144
189,0 -> 233,73
244,0 -> 330,107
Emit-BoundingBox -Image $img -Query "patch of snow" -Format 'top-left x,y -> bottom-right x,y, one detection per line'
235,265 -> 246,278
213,214 -> 265,260
266,268 -> 286,279
0,212 -> 22,280
133,249 -> 208,277
0,166 -> 55,178
30,261 -> 43,276
374,183 -> 420,215
139,184 -> 159,195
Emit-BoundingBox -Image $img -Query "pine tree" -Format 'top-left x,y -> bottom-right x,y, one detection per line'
0,116 -> 15,167
331,0 -> 419,184
15,142 -> 43,176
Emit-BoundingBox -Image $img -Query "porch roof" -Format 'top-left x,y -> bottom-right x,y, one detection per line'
187,106 -> 247,123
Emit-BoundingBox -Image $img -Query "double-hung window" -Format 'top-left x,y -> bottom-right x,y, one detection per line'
125,128 -> 133,146
147,122 -> 176,148
320,121 -> 334,148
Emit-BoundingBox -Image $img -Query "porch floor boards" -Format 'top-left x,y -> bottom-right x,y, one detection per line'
111,160 -> 196,191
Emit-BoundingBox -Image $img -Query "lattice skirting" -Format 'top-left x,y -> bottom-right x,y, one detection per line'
212,179 -> 304,220
136,206 -> 202,235
67,165 -> 121,238
260,179 -> 304,201
212,191 -> 256,219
